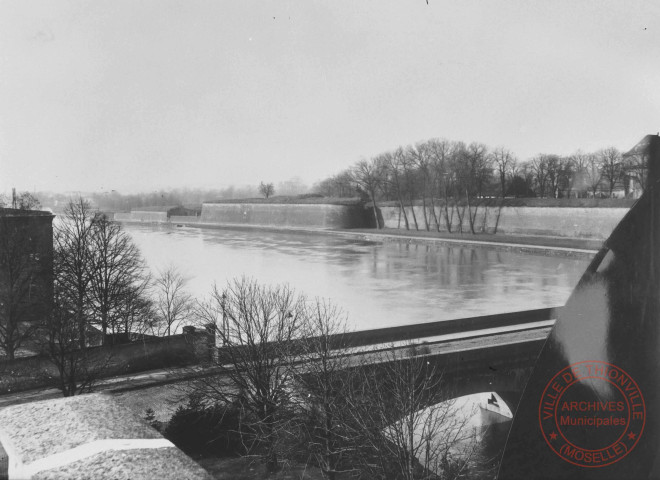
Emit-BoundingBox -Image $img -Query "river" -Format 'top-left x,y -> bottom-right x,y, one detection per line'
123,223 -> 592,331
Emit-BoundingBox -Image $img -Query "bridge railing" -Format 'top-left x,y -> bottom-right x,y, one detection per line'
331,306 -> 560,350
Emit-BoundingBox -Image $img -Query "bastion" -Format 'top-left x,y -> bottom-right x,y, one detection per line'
200,202 -> 369,229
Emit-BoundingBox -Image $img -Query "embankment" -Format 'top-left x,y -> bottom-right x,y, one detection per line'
199,202 -> 370,229
380,205 -> 629,240
114,198 -> 632,241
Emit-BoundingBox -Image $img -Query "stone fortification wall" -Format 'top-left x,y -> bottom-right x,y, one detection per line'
200,202 -> 369,229
117,201 -> 627,239
115,211 -> 169,223
381,205 -> 629,239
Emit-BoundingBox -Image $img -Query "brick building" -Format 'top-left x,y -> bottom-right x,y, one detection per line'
0,208 -> 54,357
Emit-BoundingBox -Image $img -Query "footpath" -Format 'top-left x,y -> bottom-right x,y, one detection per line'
330,227 -> 603,256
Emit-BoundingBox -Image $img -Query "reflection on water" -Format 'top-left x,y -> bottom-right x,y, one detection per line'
124,224 -> 591,330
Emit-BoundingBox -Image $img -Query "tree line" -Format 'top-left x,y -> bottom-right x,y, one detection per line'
22,176 -> 310,214
313,138 -> 646,230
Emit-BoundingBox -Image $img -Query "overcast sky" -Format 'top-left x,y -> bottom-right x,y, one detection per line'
1,1 -> 659,194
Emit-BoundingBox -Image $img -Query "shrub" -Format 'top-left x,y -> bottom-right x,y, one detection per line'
164,394 -> 245,457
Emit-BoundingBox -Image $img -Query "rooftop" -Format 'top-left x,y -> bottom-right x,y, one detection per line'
0,394 -> 212,479
0,208 -> 53,217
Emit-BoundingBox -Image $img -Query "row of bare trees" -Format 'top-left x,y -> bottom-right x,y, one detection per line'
522,147 -> 645,199
314,139 -> 645,229
336,140 -> 498,232
186,277 -> 477,479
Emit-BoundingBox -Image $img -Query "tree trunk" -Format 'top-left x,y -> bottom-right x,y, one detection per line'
456,204 -> 465,234
398,197 -> 409,230
493,198 -> 505,234
101,309 -> 108,345
324,403 -> 337,480
421,196 -> 430,231
466,189 -> 477,234
443,195 -> 453,233
428,195 -> 440,232
408,195 -> 419,230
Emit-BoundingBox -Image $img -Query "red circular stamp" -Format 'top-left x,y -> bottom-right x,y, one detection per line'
538,360 -> 646,468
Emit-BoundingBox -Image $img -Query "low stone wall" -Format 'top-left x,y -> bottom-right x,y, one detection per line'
381,205 -> 629,239
200,202 -> 370,229
0,330 -> 214,394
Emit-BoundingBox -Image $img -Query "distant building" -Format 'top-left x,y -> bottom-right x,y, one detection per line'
114,205 -> 200,223
0,208 -> 54,331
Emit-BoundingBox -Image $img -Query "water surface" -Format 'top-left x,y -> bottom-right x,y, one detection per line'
124,224 -> 591,330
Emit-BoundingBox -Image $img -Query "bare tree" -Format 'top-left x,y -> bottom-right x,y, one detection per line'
584,154 -> 604,197
568,151 -> 592,197
464,142 -> 491,234
259,181 -> 275,199
381,150 -> 410,230
116,280 -> 154,339
598,147 -> 623,197
194,278 -> 306,473
518,161 -> 536,195
88,213 -> 148,344
409,142 -> 433,231
346,347 -> 476,480
153,266 -> 193,336
543,154 -> 562,199
623,151 -> 648,196
557,156 -> 574,198
447,142 -> 471,233
465,142 -> 491,199
491,147 -> 516,198
54,197 -> 97,349
427,139 -> 453,232
352,158 -> 385,229
530,156 -> 549,198
296,299 -> 354,480
47,284 -> 111,396
400,149 -> 420,230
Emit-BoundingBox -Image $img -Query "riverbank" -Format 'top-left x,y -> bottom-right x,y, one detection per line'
121,218 -> 603,257
336,228 -> 602,257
